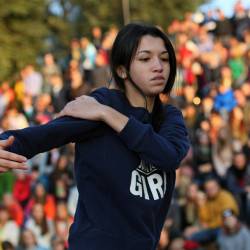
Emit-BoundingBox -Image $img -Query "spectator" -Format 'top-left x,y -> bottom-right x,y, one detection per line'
0,82 -> 15,118
64,39 -> 83,72
232,0 -> 250,40
225,151 -> 250,223
2,193 -> 24,227
49,74 -> 68,113
17,228 -> 48,250
49,154 -> 73,202
217,208 -> 250,250
68,70 -> 91,100
22,65 -> 43,98
193,128 -> 212,171
20,94 -> 35,124
25,182 -> 56,221
188,177 -> 239,244
42,53 -> 61,94
214,9 -> 233,41
213,82 -> 237,115
67,185 -> 78,218
33,94 -> 53,125
91,26 -> 103,50
228,37 -> 247,87
51,236 -> 67,250
229,106 -> 248,144
92,43 -> 110,88
0,171 -> 15,202
212,125 -> 233,177
3,105 -> 29,130
169,237 -> 185,250
180,183 -> 200,236
0,205 -> 20,247
80,37 -> 97,85
29,165 -> 49,193
24,203 -> 54,249
1,241 -> 15,250
13,171 -> 31,208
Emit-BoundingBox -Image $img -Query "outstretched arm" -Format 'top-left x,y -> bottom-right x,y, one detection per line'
0,116 -> 102,159
0,87 -> 110,172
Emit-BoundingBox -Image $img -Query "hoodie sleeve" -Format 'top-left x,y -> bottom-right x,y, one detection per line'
0,87 -> 109,159
118,105 -> 190,171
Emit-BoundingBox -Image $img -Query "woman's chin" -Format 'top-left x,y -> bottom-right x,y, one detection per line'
145,85 -> 166,96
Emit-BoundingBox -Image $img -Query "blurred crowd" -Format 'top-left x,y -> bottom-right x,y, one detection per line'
0,1 -> 250,249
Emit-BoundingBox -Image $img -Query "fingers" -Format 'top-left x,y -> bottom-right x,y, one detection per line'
75,95 -> 87,100
56,96 -> 97,119
0,158 -> 28,170
6,135 -> 15,147
75,95 -> 95,101
0,149 -> 27,162
0,136 -> 15,148
0,137 -> 28,173
0,167 -> 8,173
55,111 -> 64,119
56,100 -> 76,118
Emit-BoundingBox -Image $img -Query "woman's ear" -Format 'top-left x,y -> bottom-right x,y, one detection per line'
116,66 -> 127,79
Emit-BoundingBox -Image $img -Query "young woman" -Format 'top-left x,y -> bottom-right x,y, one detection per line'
0,23 -> 190,250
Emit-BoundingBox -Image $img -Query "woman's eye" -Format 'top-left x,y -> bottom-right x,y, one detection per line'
161,57 -> 169,62
139,58 -> 150,62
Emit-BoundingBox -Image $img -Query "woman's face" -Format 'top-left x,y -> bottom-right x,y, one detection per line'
35,183 -> 46,197
22,230 -> 36,246
0,209 -> 9,223
223,215 -> 237,229
56,203 -> 68,219
32,203 -> 44,221
233,153 -> 246,170
187,183 -> 198,200
128,35 -> 170,96
204,180 -> 219,198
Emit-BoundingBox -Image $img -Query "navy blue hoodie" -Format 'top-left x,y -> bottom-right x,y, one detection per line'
0,87 -> 190,250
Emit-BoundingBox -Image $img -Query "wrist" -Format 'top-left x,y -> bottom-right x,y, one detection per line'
99,105 -> 111,122
99,105 -> 129,132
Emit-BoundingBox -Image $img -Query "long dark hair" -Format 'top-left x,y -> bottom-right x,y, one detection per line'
110,23 -> 177,131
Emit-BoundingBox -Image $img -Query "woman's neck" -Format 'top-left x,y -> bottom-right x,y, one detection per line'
124,83 -> 155,112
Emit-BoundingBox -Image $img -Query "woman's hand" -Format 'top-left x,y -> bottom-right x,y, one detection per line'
57,95 -> 129,133
57,95 -> 105,121
0,136 -> 28,173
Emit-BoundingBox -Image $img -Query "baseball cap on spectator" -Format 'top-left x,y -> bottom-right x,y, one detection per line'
222,209 -> 236,218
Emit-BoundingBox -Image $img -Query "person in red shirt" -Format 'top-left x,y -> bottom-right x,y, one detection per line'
2,193 -> 24,226
13,171 -> 31,208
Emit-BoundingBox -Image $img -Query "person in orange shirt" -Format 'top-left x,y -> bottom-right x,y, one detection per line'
25,182 -> 56,221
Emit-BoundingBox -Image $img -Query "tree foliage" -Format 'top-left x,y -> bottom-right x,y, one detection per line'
72,0 -> 207,33
0,0 -> 207,81
130,0 -> 207,26
0,0 -> 69,81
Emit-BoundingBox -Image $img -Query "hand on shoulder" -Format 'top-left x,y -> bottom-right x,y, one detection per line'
57,95 -> 107,121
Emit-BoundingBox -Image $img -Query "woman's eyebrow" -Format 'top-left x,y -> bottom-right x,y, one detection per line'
136,50 -> 169,55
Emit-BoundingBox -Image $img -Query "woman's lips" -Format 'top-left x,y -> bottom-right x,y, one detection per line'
150,76 -> 165,81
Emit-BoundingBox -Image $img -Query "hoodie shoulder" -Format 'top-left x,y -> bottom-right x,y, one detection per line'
164,104 -> 184,118
89,87 -> 111,105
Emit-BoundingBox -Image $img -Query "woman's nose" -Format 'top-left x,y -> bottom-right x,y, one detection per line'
152,58 -> 163,72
